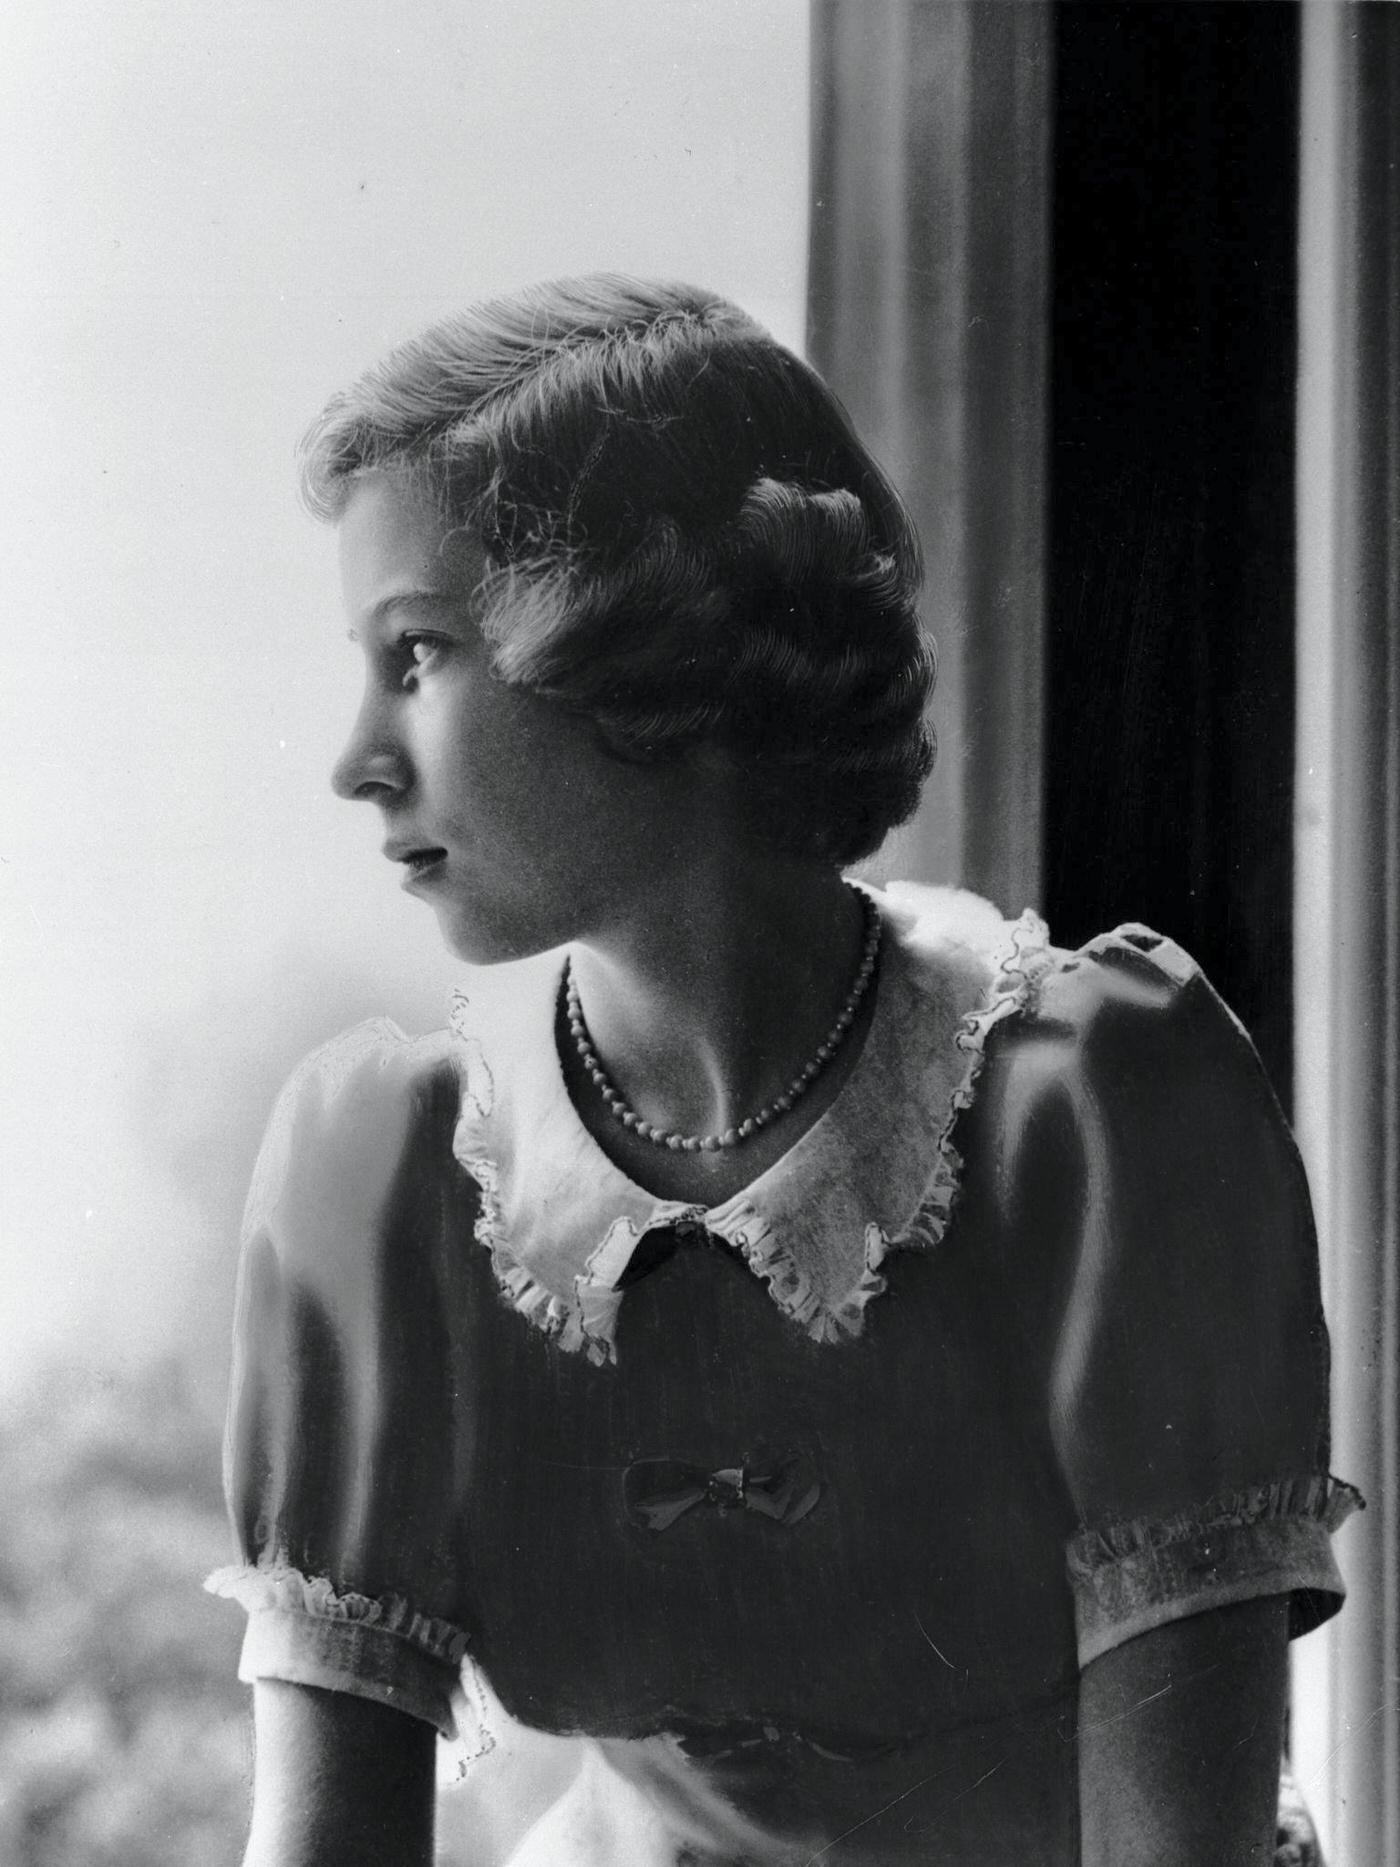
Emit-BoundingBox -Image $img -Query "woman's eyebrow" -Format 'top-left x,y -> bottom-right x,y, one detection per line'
376,587 -> 457,616
346,589 -> 460,641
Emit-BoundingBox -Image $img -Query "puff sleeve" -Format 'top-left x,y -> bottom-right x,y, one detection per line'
204,1021 -> 483,1735
995,927 -> 1362,1669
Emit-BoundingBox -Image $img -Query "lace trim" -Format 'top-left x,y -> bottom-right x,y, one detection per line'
459,1167 -> 891,1359
1066,1473 -> 1365,1576
656,913 -> 1051,1342
457,1145 -> 599,1351
698,1204 -> 889,1348
896,907 -> 1053,1254
204,1560 -> 471,1668
447,1657 -> 500,1767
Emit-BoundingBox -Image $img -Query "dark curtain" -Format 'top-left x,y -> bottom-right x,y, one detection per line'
1045,3 -> 1301,1095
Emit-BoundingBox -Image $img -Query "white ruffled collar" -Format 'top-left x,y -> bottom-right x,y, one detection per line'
448,883 -> 1051,1365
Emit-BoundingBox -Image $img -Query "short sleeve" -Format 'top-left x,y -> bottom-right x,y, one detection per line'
999,927 -> 1362,1668
204,1021 -> 484,1736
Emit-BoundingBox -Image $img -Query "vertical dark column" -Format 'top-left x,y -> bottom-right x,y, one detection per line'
1045,3 -> 1300,1092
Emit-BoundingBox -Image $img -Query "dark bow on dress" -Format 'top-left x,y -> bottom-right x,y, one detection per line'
622,1455 -> 823,1533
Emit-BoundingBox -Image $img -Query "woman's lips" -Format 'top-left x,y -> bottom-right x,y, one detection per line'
398,848 -> 447,889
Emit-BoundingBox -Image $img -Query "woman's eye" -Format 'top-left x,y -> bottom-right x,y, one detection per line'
400,635 -> 445,676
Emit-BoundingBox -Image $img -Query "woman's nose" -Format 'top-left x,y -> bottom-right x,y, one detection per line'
330,696 -> 411,802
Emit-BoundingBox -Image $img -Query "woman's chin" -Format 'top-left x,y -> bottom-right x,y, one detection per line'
433,899 -> 563,969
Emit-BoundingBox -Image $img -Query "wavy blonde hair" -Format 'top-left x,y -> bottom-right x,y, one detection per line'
300,276 -> 935,865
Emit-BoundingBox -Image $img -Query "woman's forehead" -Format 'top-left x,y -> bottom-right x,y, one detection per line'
338,473 -> 481,616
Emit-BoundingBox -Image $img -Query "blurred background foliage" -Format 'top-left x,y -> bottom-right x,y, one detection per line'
0,1361 -> 248,1865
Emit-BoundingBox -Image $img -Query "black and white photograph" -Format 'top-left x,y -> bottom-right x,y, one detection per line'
1,3 -> 1395,1863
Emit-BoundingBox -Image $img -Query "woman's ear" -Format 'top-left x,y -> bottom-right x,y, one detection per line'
588,718 -> 732,772
586,718 -> 746,830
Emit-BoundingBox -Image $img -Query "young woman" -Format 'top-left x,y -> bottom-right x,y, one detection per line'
208,277 -> 1359,1866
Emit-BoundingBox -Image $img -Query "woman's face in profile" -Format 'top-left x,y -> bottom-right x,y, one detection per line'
333,473 -> 675,965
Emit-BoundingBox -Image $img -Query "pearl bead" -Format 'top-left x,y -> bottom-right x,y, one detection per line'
722,1128 -> 740,1147
681,1137 -> 700,1153
702,1136 -> 722,1152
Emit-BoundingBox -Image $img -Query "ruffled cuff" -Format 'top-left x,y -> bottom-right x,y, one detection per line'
1065,1474 -> 1364,1667
205,1563 -> 470,1736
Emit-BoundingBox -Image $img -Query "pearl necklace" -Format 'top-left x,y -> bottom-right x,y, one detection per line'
564,886 -> 882,1153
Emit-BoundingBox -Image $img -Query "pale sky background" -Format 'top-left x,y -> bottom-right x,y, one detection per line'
0,0 -> 810,1398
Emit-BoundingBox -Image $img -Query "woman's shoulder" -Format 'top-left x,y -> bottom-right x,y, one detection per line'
244,1018 -> 469,1272
934,906 -> 1308,1294
1035,920 -> 1233,1033
271,1014 -> 460,1096
881,884 -> 1248,1066
255,1018 -> 460,1162
1010,919 -> 1272,1117
875,883 -> 1283,1172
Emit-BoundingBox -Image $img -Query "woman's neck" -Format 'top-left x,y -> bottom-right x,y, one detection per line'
560,859 -> 877,1204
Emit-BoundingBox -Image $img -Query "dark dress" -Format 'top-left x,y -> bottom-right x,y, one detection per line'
208,884 -> 1358,1864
